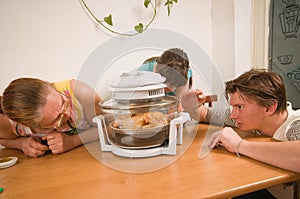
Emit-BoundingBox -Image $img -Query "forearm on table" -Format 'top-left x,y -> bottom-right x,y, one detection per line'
0,137 -> 26,150
239,140 -> 300,173
72,127 -> 99,147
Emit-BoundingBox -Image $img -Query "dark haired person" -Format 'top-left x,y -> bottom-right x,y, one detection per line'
138,48 -> 192,100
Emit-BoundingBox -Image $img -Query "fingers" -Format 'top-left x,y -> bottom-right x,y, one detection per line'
194,89 -> 204,96
21,133 -> 68,157
209,130 -> 222,149
21,137 -> 49,157
43,133 -> 65,154
208,127 -> 244,154
193,89 -> 206,105
197,94 -> 206,104
33,140 -> 49,151
182,89 -> 206,111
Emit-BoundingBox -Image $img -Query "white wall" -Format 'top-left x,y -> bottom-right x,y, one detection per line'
253,0 -> 270,69
0,0 -> 253,100
211,0 -> 235,83
234,0 -> 253,76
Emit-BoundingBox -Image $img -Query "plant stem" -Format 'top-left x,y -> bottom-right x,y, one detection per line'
80,0 -> 158,36
143,0 -> 157,31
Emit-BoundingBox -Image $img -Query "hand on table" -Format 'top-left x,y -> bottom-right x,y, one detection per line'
209,127 -> 244,154
42,132 -> 77,154
20,137 -> 49,158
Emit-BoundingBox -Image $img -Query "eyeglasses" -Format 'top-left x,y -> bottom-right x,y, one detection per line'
54,93 -> 70,130
35,92 -> 70,132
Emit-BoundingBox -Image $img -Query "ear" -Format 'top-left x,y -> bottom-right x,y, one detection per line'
265,102 -> 277,115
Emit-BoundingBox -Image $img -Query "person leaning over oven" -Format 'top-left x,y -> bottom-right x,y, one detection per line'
0,78 -> 103,157
181,68 -> 300,198
137,48 -> 193,101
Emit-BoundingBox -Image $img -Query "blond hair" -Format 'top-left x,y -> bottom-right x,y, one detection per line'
1,78 -> 53,127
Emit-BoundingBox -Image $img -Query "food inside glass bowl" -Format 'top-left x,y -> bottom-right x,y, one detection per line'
112,112 -> 169,130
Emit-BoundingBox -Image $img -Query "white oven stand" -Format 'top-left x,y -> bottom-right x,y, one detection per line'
92,112 -> 190,158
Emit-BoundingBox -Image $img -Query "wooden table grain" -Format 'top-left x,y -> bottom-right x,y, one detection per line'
1,122 -> 299,199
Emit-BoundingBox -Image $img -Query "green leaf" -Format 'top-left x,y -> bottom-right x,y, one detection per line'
164,0 -> 178,16
164,0 -> 178,7
144,0 -> 151,8
103,14 -> 113,26
134,23 -> 144,33
164,1 -> 173,7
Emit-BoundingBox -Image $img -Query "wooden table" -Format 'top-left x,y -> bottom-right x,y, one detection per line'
1,122 -> 299,199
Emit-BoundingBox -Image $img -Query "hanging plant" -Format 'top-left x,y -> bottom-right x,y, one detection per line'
80,0 -> 178,36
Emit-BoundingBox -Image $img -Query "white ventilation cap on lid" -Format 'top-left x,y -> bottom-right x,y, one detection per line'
111,71 -> 166,88
109,71 -> 167,100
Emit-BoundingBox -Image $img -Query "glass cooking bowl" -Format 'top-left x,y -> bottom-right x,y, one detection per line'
99,96 -> 179,149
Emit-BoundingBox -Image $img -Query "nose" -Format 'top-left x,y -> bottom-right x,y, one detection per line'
230,108 -> 237,119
